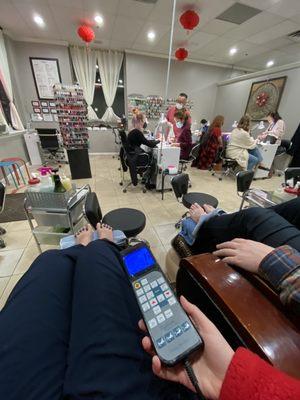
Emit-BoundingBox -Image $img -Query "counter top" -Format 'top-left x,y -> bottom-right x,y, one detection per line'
0,130 -> 26,140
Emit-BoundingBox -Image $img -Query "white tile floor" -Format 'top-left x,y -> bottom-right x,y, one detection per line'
0,155 -> 282,310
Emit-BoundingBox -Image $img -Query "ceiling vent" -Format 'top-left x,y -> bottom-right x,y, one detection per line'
216,2 -> 262,25
287,30 -> 300,42
133,0 -> 158,4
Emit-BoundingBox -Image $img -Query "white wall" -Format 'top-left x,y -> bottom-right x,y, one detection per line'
125,53 -> 235,126
5,38 -> 73,128
214,67 -> 300,137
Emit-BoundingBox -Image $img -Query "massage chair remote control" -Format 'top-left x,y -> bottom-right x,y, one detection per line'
121,243 -> 203,366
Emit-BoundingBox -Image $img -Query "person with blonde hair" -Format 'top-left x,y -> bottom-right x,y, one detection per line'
227,114 -> 263,171
127,111 -> 159,152
193,115 -> 224,169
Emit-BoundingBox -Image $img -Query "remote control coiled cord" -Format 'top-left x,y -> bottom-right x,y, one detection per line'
184,359 -> 206,400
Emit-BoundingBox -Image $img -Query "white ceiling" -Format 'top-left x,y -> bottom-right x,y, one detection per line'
1,0 -> 300,71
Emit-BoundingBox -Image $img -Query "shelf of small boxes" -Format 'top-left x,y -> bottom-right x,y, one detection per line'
127,96 -> 193,121
54,84 -> 89,150
165,98 -> 193,113
128,95 -> 164,120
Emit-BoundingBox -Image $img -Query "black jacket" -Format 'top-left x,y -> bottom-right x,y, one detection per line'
127,129 -> 159,151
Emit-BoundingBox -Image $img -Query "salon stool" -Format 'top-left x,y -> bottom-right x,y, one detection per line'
103,208 -> 146,238
2,157 -> 30,183
182,192 -> 218,209
84,192 -> 146,238
0,161 -> 22,189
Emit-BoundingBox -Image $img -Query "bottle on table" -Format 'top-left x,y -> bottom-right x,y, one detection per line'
53,172 -> 66,193
60,174 -> 72,191
39,170 -> 54,192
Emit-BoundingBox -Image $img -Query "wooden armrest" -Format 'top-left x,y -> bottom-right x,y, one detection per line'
179,253 -> 300,379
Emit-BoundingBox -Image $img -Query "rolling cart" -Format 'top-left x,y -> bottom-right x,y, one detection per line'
24,184 -> 90,253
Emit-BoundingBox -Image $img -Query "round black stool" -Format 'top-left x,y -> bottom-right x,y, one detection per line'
102,208 -> 146,238
182,192 -> 218,209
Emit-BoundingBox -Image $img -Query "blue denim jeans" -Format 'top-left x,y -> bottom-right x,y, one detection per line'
247,147 -> 263,171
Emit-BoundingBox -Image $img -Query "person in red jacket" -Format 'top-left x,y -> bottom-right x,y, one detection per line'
193,115 -> 224,170
141,296 -> 300,400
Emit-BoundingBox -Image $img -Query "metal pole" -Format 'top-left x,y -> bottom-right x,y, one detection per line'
164,0 -> 177,101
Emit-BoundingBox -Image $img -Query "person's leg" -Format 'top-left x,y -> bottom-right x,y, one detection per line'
64,239 -> 191,400
248,147 -> 263,164
191,206 -> 300,254
0,245 -> 84,400
270,197 -> 300,230
247,153 -> 259,171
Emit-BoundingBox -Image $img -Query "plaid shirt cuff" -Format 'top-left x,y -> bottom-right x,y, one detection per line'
258,245 -> 300,290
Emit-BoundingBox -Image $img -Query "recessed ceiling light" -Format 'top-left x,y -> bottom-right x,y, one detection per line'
95,15 -> 104,26
147,31 -> 156,41
229,47 -> 237,56
97,78 -> 100,82
96,65 -> 99,69
119,79 -> 123,84
266,60 -> 274,67
33,14 -> 45,27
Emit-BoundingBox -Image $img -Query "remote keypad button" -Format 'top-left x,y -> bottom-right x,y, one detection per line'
173,326 -> 183,337
150,280 -> 158,289
146,291 -> 154,300
153,305 -> 161,315
165,331 -> 174,343
141,278 -> 148,286
150,299 -> 158,307
168,297 -> 176,306
139,295 -> 147,304
157,314 -> 166,324
149,318 -> 157,329
164,309 -> 173,319
157,277 -> 165,285
142,302 -> 150,312
164,290 -> 172,298
157,294 -> 165,303
160,283 -> 168,291
182,321 -> 190,332
153,287 -> 161,295
156,337 -> 166,349
159,300 -> 168,307
144,284 -> 151,293
136,288 -> 144,296
134,282 -> 141,289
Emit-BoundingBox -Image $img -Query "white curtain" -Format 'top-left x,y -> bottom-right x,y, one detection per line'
0,30 -> 24,130
96,50 -> 124,123
70,46 -> 98,120
0,103 -> 7,127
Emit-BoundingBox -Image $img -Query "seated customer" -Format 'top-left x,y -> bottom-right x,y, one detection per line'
169,199 -> 300,316
0,223 -> 299,400
171,110 -> 192,160
127,111 -> 160,152
226,114 -> 263,171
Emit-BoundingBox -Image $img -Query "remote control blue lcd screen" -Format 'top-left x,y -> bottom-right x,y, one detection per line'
123,247 -> 155,276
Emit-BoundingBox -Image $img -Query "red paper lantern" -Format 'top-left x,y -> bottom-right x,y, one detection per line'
179,10 -> 200,31
77,25 -> 95,43
175,48 -> 188,61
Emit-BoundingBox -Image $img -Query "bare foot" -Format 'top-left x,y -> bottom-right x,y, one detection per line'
96,223 -> 114,242
203,204 -> 216,213
75,224 -> 93,246
189,203 -> 206,223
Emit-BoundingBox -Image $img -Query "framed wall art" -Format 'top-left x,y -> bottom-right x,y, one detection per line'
244,76 -> 287,121
30,57 -> 62,100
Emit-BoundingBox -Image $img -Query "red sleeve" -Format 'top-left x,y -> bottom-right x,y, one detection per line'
220,348 -> 300,400
213,127 -> 221,137
166,107 -> 172,122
